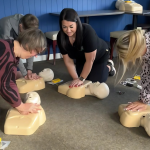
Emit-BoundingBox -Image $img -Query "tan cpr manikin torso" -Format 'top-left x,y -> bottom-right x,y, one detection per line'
16,78 -> 45,93
58,80 -> 109,99
16,68 -> 54,93
4,68 -> 55,135
4,92 -> 46,135
118,104 -> 150,136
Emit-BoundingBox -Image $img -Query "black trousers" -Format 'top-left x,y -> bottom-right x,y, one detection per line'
76,50 -> 109,83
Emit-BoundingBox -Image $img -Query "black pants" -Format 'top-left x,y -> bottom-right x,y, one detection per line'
76,50 -> 109,83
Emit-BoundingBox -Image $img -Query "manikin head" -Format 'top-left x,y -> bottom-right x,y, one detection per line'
115,0 -> 124,9
88,82 -> 109,99
141,114 -> 150,136
25,92 -> 41,104
39,68 -> 54,82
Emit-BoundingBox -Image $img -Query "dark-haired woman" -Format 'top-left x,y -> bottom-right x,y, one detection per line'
57,8 -> 116,87
0,28 -> 46,115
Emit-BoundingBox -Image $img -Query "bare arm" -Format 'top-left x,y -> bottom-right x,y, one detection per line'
68,50 -> 97,87
63,54 -> 78,79
80,50 -> 97,79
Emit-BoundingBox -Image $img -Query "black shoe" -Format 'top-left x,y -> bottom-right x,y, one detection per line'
107,59 -> 116,76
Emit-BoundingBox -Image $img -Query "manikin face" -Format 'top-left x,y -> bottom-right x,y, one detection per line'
39,68 -> 54,82
62,20 -> 77,37
26,92 -> 41,104
142,114 -> 150,136
89,82 -> 109,99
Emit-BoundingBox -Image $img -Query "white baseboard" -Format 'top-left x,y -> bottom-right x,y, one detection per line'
21,53 -> 62,63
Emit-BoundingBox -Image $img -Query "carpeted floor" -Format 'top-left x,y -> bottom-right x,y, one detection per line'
0,58 -> 150,150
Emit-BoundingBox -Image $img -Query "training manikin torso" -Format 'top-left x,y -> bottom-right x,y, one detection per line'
118,104 -> 150,137
58,80 -> 109,99
4,92 -> 46,135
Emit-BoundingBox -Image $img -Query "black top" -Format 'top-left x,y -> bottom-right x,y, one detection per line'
57,23 -> 108,62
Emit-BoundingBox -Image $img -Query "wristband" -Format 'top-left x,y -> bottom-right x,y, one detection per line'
78,76 -> 85,82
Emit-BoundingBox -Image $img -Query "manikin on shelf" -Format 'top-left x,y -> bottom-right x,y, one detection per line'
115,0 -> 143,12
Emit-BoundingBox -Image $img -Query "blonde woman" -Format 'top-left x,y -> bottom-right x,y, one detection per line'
116,29 -> 149,111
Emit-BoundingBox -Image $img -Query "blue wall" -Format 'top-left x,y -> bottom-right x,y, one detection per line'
0,0 -> 149,54
136,0 -> 150,24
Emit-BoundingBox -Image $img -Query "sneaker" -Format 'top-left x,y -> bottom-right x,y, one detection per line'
107,59 -> 116,76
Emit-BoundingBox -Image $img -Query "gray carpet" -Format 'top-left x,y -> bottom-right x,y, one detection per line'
0,58 -> 150,150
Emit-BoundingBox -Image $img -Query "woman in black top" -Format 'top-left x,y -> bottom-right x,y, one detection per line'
57,8 -> 116,87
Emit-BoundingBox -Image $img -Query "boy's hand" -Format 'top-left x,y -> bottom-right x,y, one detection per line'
24,70 -> 41,80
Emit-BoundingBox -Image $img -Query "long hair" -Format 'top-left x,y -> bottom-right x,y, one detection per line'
59,8 -> 83,51
115,29 -> 146,82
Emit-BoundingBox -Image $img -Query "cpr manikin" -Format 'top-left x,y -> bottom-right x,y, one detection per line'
85,82 -> 109,99
115,0 -> 143,12
118,104 -> 150,136
16,78 -> 45,93
4,92 -> 46,135
16,68 -> 54,93
58,80 -> 109,99
39,68 -> 54,82
115,0 -> 124,9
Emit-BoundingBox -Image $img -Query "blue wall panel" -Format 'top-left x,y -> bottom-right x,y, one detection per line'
3,0 -> 12,16
16,0 -> 24,15
0,0 -> 149,54
136,0 -> 150,24
0,0 -> 5,18
28,0 -> 36,15
10,0 -> 18,15
22,0 -> 29,14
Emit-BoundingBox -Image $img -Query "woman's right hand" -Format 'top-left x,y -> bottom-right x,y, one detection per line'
69,78 -> 83,88
125,101 -> 147,112
15,102 -> 41,115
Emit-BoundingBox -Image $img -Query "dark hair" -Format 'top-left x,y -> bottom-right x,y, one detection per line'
20,14 -> 39,30
17,28 -> 47,53
59,8 -> 83,51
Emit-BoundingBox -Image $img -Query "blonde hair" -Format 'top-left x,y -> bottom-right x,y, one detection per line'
116,29 -> 146,82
